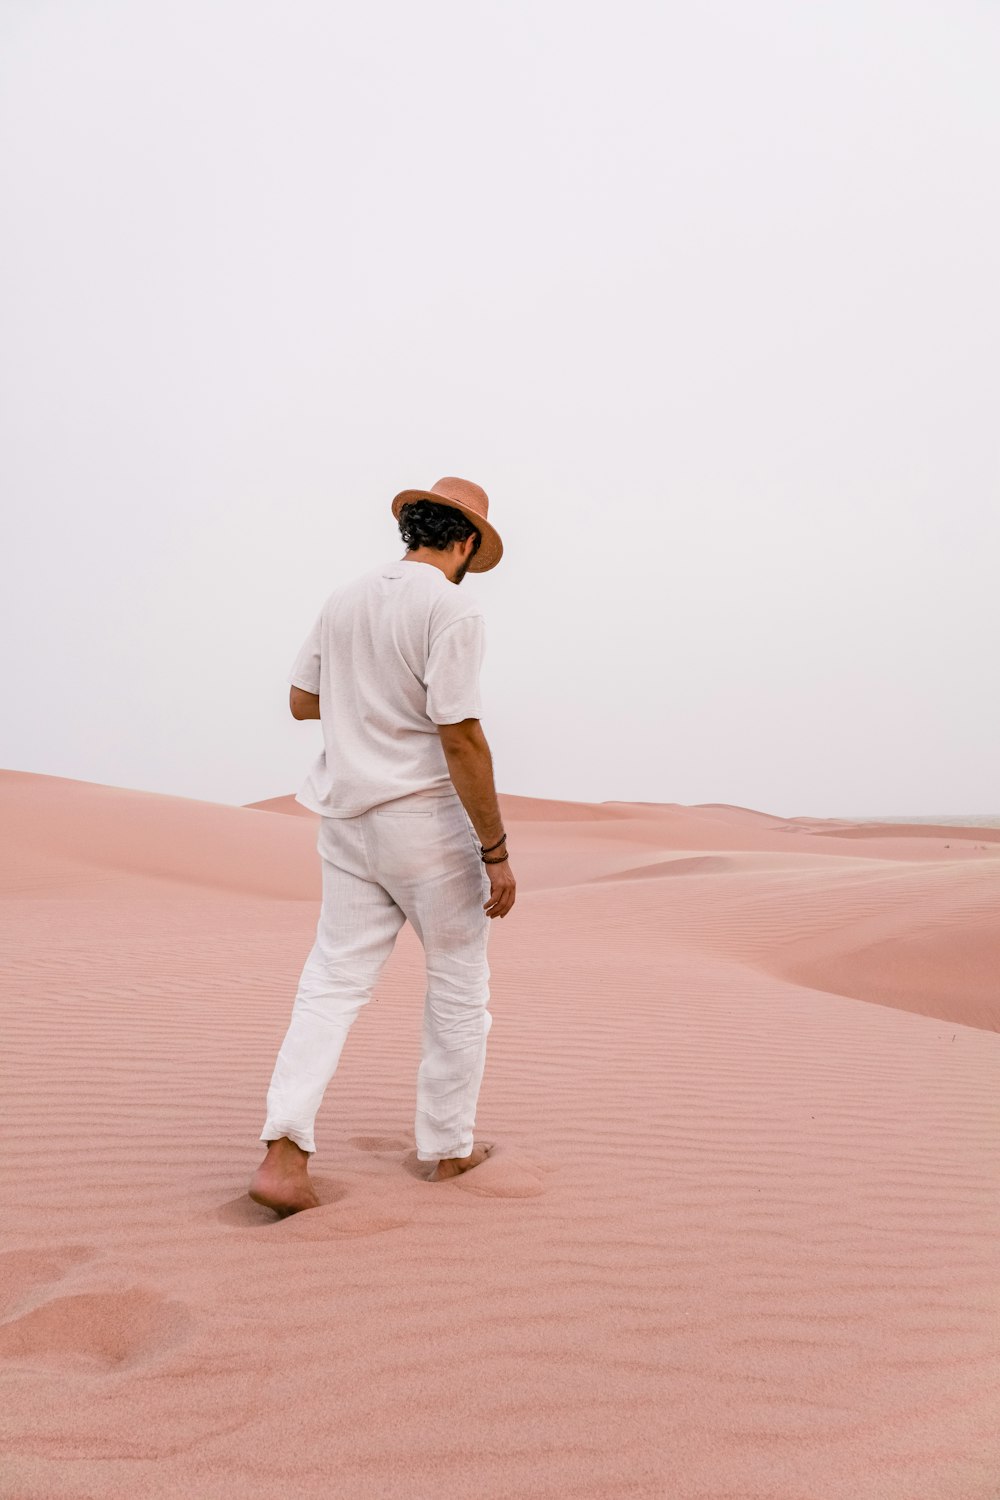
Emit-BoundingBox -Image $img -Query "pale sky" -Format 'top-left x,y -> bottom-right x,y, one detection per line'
2,1 -> 997,819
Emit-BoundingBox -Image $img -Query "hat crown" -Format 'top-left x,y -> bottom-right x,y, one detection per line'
428,476 -> 489,521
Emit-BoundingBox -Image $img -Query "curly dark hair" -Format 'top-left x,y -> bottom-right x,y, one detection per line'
397,499 -> 482,558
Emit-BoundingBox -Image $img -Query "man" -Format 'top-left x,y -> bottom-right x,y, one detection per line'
249,476 -> 515,1217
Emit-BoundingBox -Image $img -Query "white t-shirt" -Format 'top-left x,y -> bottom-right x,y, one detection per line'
287,556 -> 487,818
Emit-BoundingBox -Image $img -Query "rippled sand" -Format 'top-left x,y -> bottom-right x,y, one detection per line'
2,770 -> 999,1499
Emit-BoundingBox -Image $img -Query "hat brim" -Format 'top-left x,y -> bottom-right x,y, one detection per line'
391,490 -> 503,573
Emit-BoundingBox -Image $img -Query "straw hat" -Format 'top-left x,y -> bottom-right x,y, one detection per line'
391,477 -> 503,573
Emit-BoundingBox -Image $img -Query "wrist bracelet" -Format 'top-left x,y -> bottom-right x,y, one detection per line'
480,832 -> 507,855
482,851 -> 509,865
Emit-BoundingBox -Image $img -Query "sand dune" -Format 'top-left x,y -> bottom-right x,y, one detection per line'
2,769 -> 998,1499
2,770 -> 318,899
788,813 -> 1000,843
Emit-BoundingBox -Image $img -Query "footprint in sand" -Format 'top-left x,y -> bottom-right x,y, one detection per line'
0,1286 -> 190,1374
233,1135 -> 551,1231
440,1146 -> 547,1199
271,1190 -> 415,1239
351,1137 -> 549,1199
225,1169 -> 415,1237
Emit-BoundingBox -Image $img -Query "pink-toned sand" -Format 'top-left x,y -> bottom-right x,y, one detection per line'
2,769 -> 999,1499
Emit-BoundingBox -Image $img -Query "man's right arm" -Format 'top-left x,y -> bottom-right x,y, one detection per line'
437,719 -> 504,847
437,719 -> 516,919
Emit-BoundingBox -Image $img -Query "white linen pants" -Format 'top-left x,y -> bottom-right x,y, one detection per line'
259,787 -> 493,1162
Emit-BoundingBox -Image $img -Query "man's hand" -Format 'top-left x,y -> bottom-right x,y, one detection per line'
483,856 -> 516,919
290,686 -> 321,720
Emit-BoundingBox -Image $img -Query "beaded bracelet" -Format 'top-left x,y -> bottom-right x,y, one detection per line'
480,832 -> 507,855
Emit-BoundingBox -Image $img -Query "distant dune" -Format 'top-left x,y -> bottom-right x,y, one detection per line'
2,767 -> 998,1499
843,812 -> 1000,828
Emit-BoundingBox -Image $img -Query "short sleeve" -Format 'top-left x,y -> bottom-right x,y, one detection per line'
287,609 -> 323,694
424,615 -> 485,724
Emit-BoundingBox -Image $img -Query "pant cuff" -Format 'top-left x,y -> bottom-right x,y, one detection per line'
416,1144 -> 471,1161
260,1125 -> 315,1154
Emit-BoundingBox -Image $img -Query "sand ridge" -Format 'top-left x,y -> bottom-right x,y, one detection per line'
2,769 -> 999,1499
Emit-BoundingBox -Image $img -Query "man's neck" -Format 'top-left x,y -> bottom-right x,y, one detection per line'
400,549 -> 453,581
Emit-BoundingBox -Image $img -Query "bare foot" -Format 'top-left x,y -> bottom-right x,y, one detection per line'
249,1138 -> 320,1216
427,1142 -> 494,1181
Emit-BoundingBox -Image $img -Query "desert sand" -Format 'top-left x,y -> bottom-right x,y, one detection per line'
2,768 -> 999,1499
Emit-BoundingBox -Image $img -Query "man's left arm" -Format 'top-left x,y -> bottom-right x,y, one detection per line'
289,686 -> 321,719
287,607 -> 324,719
